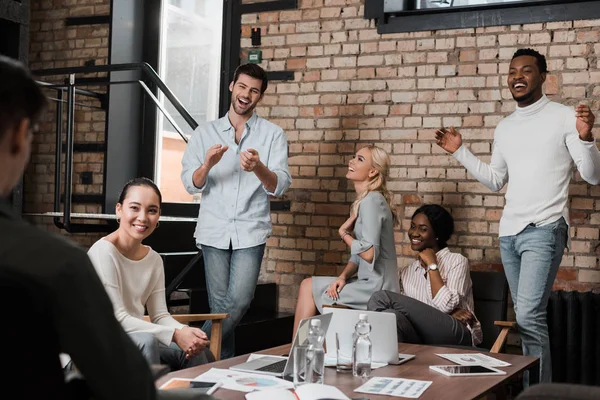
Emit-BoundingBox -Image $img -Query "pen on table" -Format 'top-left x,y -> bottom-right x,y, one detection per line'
206,381 -> 223,395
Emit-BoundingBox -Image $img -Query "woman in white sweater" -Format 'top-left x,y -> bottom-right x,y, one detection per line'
88,178 -> 210,370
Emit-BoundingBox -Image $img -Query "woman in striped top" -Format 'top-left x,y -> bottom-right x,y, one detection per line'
368,204 -> 483,346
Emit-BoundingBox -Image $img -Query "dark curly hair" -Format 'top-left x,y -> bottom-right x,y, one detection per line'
512,48 -> 548,74
233,63 -> 269,94
412,204 -> 454,249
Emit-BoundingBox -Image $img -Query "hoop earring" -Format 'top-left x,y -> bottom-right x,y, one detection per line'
116,218 -> 120,224
156,221 -> 160,228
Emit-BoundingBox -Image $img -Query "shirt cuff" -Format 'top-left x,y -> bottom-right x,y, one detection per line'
431,285 -> 454,313
269,170 -> 290,197
183,168 -> 206,194
350,241 -> 378,271
157,327 -> 177,347
579,137 -> 597,146
451,144 -> 469,162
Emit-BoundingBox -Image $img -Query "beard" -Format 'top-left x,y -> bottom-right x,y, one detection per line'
511,87 -> 540,105
231,96 -> 256,116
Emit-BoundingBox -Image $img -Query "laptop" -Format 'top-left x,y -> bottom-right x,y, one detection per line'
229,313 -> 333,377
322,308 -> 414,365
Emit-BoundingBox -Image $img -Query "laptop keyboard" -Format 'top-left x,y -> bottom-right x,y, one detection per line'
256,359 -> 287,373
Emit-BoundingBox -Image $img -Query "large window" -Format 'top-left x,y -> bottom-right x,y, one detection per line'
373,0 -> 600,33
156,0 -> 223,203
415,0 -> 544,9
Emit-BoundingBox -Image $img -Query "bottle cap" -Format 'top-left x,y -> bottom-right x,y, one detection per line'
359,313 -> 368,321
310,319 -> 321,327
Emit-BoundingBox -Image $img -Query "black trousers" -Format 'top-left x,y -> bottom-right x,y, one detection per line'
367,291 -> 472,346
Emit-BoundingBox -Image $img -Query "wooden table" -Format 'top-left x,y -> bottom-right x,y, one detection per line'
156,343 -> 539,400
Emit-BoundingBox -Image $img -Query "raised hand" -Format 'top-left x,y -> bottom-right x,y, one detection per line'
417,248 -> 437,270
240,148 -> 260,172
435,126 -> 463,154
326,276 -> 347,301
338,213 -> 358,239
204,144 -> 229,170
576,104 -> 596,142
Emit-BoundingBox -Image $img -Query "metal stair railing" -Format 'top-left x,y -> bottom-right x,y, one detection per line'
28,62 -> 197,233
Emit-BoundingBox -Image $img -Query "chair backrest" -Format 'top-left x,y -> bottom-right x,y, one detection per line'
0,269 -> 66,398
471,271 -> 508,350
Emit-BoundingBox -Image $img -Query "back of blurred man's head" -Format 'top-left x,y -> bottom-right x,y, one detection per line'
0,56 -> 47,197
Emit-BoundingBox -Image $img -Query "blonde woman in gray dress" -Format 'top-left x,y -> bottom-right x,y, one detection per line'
293,145 -> 401,333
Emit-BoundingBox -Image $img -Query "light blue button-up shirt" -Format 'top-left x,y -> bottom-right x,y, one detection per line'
181,112 -> 292,250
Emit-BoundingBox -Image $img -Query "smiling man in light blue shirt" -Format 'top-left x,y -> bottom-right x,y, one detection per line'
181,63 -> 291,358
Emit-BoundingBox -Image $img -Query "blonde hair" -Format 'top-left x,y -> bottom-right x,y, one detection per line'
350,145 -> 398,224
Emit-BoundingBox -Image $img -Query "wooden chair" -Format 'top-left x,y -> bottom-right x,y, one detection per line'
470,271 -> 516,354
143,313 -> 229,361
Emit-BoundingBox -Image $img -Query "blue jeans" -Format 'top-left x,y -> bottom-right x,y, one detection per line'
499,217 -> 568,385
201,243 -> 265,359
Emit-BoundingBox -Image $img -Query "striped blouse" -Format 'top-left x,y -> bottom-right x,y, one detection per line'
400,247 -> 483,346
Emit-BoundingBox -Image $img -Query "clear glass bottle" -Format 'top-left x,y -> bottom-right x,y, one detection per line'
352,313 -> 372,378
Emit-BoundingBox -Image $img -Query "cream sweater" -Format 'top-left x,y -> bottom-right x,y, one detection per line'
88,239 -> 184,346
454,95 -> 600,238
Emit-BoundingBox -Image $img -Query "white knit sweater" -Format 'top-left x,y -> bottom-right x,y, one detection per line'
454,95 -> 600,238
88,239 -> 184,346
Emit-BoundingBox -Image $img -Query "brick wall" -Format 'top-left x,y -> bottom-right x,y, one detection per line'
27,0 -> 110,247
241,1 -> 600,312
24,0 -> 600,318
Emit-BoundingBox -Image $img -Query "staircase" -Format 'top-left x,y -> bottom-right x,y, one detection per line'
27,60 -> 294,356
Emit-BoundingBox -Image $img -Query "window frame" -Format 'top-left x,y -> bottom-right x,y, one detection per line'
140,0 -> 294,217
366,0 -> 600,33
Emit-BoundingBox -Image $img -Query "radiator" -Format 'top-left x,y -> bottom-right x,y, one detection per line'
547,290 -> 600,385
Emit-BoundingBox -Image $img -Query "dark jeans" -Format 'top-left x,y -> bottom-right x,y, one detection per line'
367,291 -> 472,346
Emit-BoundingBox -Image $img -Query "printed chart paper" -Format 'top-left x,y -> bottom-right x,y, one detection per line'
355,377 -> 432,398
194,368 -> 293,393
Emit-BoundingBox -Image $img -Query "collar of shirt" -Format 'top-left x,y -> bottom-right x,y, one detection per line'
215,112 -> 259,139
413,247 -> 451,272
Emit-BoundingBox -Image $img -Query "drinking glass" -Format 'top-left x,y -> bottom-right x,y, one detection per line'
335,332 -> 353,373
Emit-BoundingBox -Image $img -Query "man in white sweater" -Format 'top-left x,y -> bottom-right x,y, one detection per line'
435,48 -> 600,384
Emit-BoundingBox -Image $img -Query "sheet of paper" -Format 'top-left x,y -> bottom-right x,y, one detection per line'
435,353 -> 511,367
246,384 -> 349,400
355,377 -> 432,399
245,388 -> 296,400
194,368 -> 293,393
323,354 -> 388,369
295,383 -> 350,400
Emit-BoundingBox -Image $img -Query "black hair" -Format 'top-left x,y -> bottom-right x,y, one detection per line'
233,63 -> 269,94
117,177 -> 162,207
412,204 -> 454,249
512,48 -> 548,74
0,55 -> 47,140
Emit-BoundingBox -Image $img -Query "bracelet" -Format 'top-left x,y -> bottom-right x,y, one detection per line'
340,231 -> 349,241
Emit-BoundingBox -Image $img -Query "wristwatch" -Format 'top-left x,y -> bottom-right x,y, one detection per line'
427,263 -> 438,272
